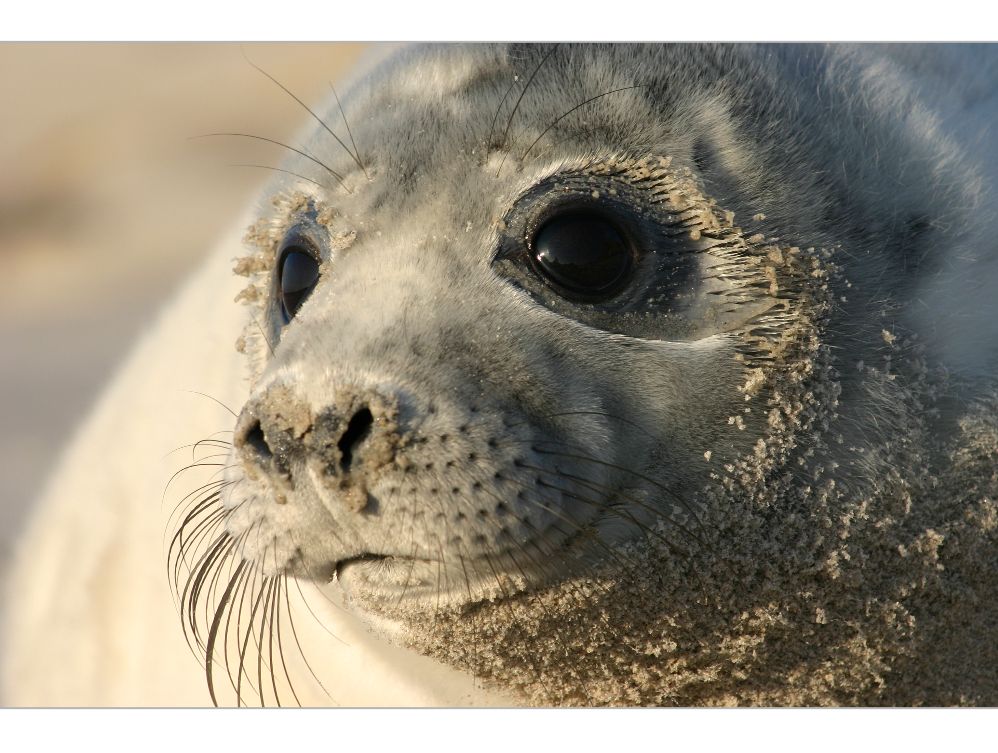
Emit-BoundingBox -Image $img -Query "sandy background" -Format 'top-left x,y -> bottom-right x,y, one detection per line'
0,43 -> 370,564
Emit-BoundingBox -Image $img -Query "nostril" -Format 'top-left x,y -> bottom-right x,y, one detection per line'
338,406 -> 373,472
242,420 -> 272,461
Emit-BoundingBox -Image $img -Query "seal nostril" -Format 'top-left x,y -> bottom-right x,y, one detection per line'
243,420 -> 272,461
338,406 -> 373,472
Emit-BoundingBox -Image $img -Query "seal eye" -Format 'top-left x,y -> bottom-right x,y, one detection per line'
529,211 -> 634,298
278,246 -> 320,322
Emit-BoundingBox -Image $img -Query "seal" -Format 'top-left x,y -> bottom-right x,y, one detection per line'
4,43 -> 998,707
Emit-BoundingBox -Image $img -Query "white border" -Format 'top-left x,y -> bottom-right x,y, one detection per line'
2,0 -> 997,41
3,707 -> 997,752
3,1 -> 997,740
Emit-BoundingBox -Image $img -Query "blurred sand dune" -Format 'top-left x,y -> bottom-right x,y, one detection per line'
0,43 -> 369,561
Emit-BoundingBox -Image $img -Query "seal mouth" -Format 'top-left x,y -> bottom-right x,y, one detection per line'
334,552 -> 392,579
332,553 -> 449,610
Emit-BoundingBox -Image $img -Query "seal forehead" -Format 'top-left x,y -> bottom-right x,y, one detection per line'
386,44 -> 509,99
295,45 -> 662,203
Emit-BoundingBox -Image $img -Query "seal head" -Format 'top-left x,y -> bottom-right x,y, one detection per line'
172,44 -> 998,706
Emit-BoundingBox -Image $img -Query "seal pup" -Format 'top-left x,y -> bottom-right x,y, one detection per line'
3,44 -> 998,706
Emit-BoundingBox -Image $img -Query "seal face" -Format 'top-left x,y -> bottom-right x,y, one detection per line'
170,44 -> 998,706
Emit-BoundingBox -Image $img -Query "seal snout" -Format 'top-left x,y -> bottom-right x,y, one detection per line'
234,383 -> 403,514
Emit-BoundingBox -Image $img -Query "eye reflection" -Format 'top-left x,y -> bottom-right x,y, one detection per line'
279,246 -> 320,321
530,211 -> 633,298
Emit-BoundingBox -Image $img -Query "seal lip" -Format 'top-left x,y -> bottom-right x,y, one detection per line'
333,553 -> 444,607
333,552 -> 391,580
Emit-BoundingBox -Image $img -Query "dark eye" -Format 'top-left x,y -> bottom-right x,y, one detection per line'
278,244 -> 320,322
529,211 -> 634,299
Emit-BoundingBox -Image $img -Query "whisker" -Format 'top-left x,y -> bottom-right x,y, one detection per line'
190,133 -> 352,193
392,479 -> 421,610
205,559 -> 248,706
284,573 -> 338,705
520,85 -> 646,164
236,568 -> 269,705
487,469 -> 661,585
485,413 -> 706,534
214,525 -> 261,704
274,576 -> 303,707
164,478 -> 231,544
181,531 -> 234,651
525,466 -> 715,604
330,82 -> 368,179
496,45 -> 558,178
169,502 -> 228,603
178,390 -> 239,418
163,437 -> 233,462
250,313 -> 277,358
288,565 -> 349,639
262,575 -> 282,707
487,74 -> 520,153
239,50 -> 366,178
530,444 -> 707,538
162,459 -> 233,503
527,459 -> 703,549
205,527 -> 254,658
228,163 -> 335,191
456,553 -> 479,692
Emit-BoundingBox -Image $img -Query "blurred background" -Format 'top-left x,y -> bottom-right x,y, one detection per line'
0,43 -> 371,564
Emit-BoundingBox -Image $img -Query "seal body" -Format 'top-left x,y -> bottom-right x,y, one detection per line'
4,44 -> 998,706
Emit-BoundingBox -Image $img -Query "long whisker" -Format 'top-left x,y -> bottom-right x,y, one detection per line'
526,465 -> 715,604
236,578 -> 269,705
273,577 -> 303,707
227,541 -> 262,705
190,133 -> 351,193
520,85 -> 646,163
488,426 -> 708,539
169,503 -> 228,605
228,163 -> 336,191
525,459 -> 703,549
162,459 -> 232,502
262,575 -> 282,707
180,530 -> 234,651
239,50 -> 366,177
529,444 -> 707,538
205,559 -> 248,706
178,390 -> 239,418
330,82 -> 368,179
250,313 -> 277,358
487,74 -> 520,153
496,45 -> 558,178
284,572 -> 339,705
487,466 -> 675,586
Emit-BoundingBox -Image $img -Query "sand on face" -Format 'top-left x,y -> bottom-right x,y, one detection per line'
0,43 -> 369,565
